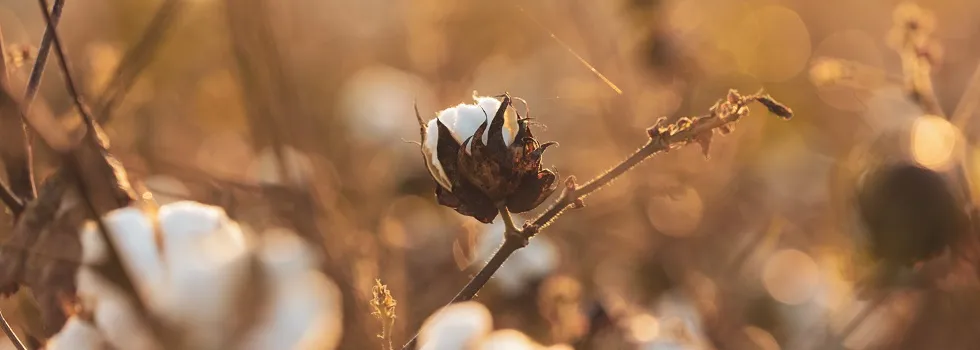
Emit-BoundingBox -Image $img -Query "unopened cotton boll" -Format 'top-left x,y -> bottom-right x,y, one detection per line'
418,301 -> 493,350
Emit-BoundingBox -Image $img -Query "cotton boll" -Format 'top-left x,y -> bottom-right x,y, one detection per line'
474,96 -> 517,146
100,207 -> 164,296
418,301 -> 493,350
155,202 -> 252,348
243,230 -> 343,350
476,220 -> 559,296
477,329 -> 546,350
46,317 -> 108,350
76,269 -> 160,350
242,271 -> 342,350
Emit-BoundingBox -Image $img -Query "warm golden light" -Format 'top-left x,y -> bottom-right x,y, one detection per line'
911,114 -> 960,170
762,249 -> 820,305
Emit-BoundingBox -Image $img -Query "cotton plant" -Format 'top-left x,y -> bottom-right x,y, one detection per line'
401,91 -> 792,348
45,201 -> 342,349
417,301 -> 569,350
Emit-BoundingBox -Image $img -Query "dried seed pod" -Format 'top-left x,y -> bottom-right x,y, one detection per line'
417,94 -> 559,223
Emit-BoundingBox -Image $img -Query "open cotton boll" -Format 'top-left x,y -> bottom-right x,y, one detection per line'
418,301 -> 493,350
422,95 -> 520,190
155,201 -> 253,348
241,230 -> 343,350
45,317 -> 109,350
75,268 -> 160,350
476,219 -> 559,296
476,329 -> 548,350
79,207 -> 164,298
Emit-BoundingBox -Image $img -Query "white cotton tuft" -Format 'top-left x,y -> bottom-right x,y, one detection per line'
418,301 -> 493,350
45,317 -> 109,350
476,219 -> 559,296
61,201 -> 345,350
155,201 -> 252,348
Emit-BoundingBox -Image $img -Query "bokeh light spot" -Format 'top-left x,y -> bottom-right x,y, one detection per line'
762,249 -> 820,305
911,114 -> 960,171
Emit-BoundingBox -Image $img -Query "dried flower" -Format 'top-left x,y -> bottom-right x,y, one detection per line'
417,93 -> 558,223
370,279 -> 397,350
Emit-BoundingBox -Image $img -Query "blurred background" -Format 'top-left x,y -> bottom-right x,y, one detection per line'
1,0 -> 980,349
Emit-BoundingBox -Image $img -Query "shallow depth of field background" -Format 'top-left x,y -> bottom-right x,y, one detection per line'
2,0 -> 980,349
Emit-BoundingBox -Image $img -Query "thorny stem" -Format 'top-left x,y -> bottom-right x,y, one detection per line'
402,90 -> 792,349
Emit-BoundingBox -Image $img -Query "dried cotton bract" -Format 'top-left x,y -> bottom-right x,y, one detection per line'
417,94 -> 558,223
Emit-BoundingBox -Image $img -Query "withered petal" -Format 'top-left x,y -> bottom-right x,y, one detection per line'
514,117 -> 533,142
471,119 -> 489,154
436,179 -> 499,223
506,169 -> 559,213
487,95 -> 512,153
530,141 -> 558,162
436,119 -> 462,180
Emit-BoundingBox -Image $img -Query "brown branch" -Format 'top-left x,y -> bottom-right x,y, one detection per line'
0,26 -> 34,212
24,0 -> 66,108
401,90 -> 793,349
0,310 -> 25,350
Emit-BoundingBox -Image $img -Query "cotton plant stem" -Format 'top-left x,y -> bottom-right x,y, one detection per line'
401,91 -> 791,349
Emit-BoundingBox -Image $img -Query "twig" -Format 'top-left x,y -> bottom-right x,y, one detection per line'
0,26 -> 34,209
34,0 -> 174,345
37,0 -> 94,129
24,0 -> 66,108
401,90 -> 793,349
833,291 -> 890,348
0,310 -> 25,350
0,181 -> 21,214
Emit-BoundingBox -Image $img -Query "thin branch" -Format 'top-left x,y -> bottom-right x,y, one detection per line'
0,25 -> 35,208
37,0 -> 95,129
24,0 -> 66,108
401,90 -> 793,349
0,310 -> 25,350
0,182 -> 22,214
33,0 -> 173,345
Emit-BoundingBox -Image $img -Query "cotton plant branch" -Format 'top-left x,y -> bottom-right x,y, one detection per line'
2,0 -> 174,345
402,89 -> 792,349
0,27 -> 35,215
